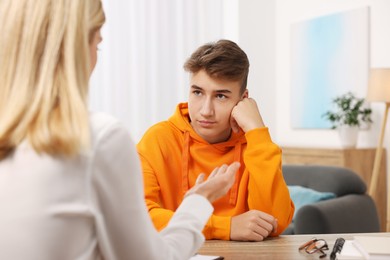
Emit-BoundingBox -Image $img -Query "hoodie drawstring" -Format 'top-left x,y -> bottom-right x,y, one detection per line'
181,131 -> 191,195
182,130 -> 242,206
229,142 -> 241,206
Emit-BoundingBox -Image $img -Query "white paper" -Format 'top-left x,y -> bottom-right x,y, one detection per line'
190,254 -> 223,260
337,240 -> 364,259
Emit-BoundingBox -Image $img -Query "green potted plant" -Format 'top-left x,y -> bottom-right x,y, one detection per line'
323,92 -> 373,147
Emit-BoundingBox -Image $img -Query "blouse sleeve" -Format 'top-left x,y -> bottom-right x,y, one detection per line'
88,121 -> 213,260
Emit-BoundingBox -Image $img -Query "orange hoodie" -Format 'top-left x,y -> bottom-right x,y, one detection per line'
137,103 -> 294,240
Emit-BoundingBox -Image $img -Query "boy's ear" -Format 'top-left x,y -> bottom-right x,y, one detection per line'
241,89 -> 249,99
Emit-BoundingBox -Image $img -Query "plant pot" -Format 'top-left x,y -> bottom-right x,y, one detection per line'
338,125 -> 359,148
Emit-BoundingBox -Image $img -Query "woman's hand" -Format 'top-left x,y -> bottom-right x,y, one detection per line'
185,162 -> 240,203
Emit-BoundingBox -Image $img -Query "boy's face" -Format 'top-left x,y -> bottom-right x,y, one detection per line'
188,69 -> 247,144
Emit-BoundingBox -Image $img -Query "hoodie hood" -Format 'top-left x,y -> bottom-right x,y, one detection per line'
168,102 -> 246,205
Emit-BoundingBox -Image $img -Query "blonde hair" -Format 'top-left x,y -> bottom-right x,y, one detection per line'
0,0 -> 105,159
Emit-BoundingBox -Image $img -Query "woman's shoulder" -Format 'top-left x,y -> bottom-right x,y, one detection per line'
89,112 -> 132,146
90,112 -> 121,131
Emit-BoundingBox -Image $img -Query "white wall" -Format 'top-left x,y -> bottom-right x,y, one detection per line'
274,0 -> 390,148
94,0 -> 390,151
238,0 -> 390,203
238,0 -> 277,137
239,0 -> 390,149
90,0 -> 234,142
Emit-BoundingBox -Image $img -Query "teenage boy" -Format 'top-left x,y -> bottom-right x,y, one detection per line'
137,39 -> 294,241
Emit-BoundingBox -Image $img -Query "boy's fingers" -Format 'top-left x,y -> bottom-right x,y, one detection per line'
230,116 -> 239,133
271,219 -> 278,235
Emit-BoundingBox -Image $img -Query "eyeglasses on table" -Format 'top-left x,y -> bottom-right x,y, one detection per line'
298,237 -> 329,258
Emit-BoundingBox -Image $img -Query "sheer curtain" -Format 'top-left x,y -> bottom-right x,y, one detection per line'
89,0 -> 238,142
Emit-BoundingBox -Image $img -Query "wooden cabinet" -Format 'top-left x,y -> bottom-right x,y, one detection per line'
282,147 -> 387,231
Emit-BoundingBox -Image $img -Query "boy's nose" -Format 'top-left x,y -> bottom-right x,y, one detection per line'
200,99 -> 214,117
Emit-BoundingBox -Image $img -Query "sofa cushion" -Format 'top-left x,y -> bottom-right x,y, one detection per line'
288,185 -> 336,219
282,165 -> 367,196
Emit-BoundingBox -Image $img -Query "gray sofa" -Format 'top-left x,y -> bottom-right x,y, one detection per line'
282,165 -> 380,235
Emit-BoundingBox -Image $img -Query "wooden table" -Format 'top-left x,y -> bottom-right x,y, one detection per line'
197,233 -> 390,259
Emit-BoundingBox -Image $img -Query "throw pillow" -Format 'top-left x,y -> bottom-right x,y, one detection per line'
288,185 -> 336,219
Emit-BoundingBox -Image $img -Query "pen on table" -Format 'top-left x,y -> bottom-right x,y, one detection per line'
330,237 -> 345,260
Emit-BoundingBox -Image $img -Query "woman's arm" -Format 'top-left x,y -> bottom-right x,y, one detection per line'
88,117 -> 238,259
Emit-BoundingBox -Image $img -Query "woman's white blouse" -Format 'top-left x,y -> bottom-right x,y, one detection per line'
0,113 -> 213,260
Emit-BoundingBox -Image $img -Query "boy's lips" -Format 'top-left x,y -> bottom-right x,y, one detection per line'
198,120 -> 215,128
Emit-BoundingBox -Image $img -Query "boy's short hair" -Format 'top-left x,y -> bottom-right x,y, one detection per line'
183,39 -> 250,94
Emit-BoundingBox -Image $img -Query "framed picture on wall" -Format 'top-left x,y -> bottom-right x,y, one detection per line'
290,7 -> 369,129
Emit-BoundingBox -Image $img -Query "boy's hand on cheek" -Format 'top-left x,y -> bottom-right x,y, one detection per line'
230,116 -> 240,133
231,98 -> 265,133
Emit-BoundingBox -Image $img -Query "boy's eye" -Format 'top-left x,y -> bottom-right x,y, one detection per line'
216,94 -> 227,99
193,90 -> 202,96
